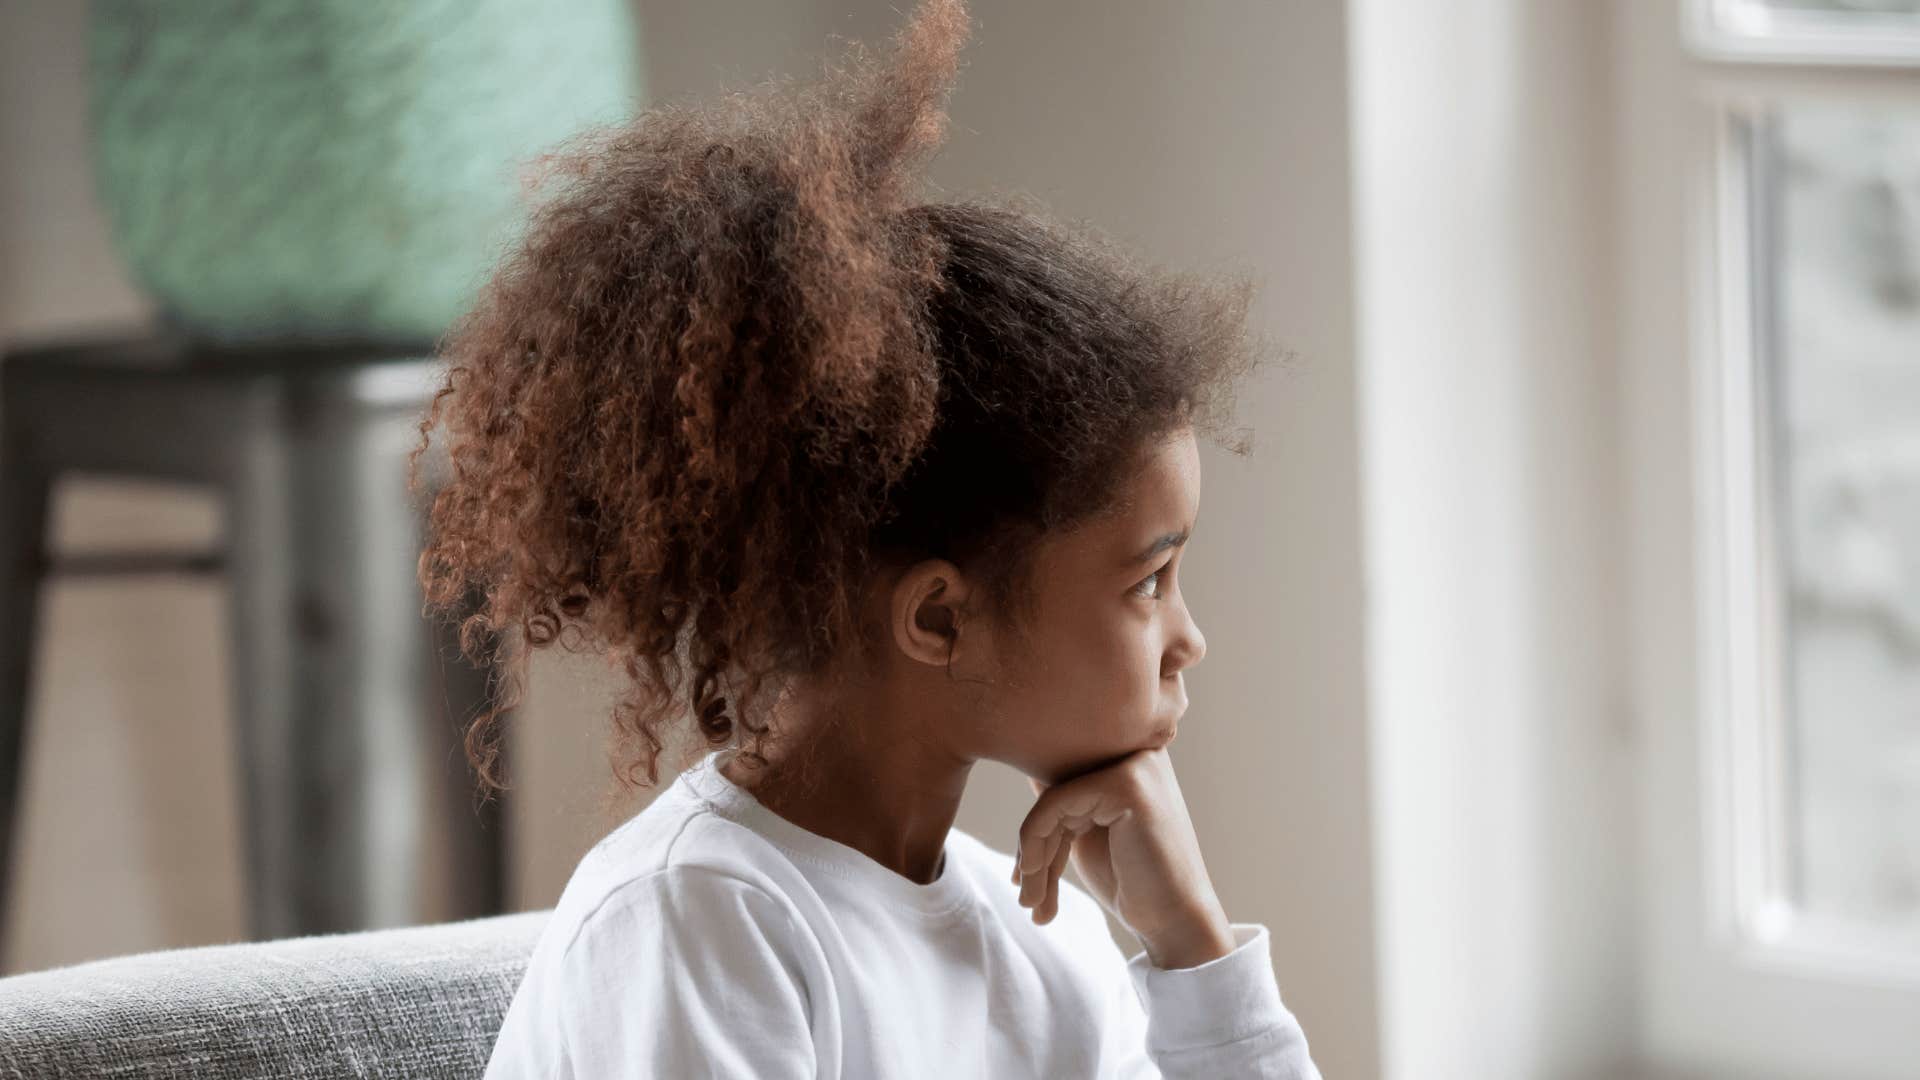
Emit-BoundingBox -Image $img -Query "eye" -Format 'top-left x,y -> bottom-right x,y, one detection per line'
1132,562 -> 1172,600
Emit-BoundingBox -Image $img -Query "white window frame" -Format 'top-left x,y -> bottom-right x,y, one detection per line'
1696,101 -> 1920,988
1688,0 -> 1920,67
1630,3 -> 1920,1077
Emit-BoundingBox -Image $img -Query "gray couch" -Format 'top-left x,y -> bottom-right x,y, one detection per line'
0,910 -> 549,1079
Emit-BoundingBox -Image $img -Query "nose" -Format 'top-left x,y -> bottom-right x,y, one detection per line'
1163,600 -> 1206,677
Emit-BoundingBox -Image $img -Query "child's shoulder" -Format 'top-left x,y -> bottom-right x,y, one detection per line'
547,778 -> 808,947
560,776 -> 794,903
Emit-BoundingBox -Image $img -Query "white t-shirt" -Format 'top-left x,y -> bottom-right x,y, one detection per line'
484,750 -> 1321,1078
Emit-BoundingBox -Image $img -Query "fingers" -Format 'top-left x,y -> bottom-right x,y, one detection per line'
1015,825 -> 1057,879
1034,829 -> 1075,925
1017,830 -> 1057,909
1016,824 -> 1075,923
1015,755 -> 1156,926
1016,781 -> 1129,870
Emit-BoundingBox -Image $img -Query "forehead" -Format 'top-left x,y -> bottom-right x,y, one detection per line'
1042,430 -> 1201,572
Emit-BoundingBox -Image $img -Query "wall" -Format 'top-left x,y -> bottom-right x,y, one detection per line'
0,0 -> 244,969
1349,1 -> 1634,1077
0,0 -> 151,340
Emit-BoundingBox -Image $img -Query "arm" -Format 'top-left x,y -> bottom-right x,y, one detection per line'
1122,923 -> 1321,1079
1014,748 -> 1323,1079
553,867 -> 818,1079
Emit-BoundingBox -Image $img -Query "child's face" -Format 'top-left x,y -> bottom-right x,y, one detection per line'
973,427 -> 1208,784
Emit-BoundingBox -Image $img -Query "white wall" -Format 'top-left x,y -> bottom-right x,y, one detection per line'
1349,1 -> 1634,1077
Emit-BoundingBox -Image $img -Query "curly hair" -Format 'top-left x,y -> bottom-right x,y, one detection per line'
410,0 -> 1270,797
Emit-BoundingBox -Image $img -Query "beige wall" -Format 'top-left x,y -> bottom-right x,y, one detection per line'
1,1 -> 1379,1075
0,0 -> 238,968
0,0 -> 150,338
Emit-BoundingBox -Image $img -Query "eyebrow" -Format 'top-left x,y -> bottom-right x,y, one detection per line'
1130,528 -> 1190,565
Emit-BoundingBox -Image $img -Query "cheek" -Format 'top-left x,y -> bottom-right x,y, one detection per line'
1117,629 -> 1167,717
1032,621 -> 1163,736
980,616 -> 1170,778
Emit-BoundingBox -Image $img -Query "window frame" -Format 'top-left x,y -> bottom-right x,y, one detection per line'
1626,5 -> 1920,1076
1688,0 -> 1920,67
1695,100 -> 1920,989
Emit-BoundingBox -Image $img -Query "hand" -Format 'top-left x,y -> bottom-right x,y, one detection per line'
1011,746 -> 1235,969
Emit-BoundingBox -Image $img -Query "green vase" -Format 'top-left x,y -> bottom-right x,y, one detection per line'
88,0 -> 641,345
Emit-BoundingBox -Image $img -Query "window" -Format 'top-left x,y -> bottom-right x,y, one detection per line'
1692,0 -> 1920,65
1707,102 -> 1920,980
1629,2 -> 1920,1077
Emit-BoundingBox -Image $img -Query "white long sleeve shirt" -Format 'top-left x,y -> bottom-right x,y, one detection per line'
484,750 -> 1321,1078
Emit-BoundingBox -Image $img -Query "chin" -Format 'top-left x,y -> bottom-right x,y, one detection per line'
1125,714 -> 1180,753
1039,742 -> 1147,784
1151,702 -> 1186,743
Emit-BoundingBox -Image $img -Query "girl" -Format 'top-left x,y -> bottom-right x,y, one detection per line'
414,1 -> 1321,1076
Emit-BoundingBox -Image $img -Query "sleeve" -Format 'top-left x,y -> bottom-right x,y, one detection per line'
1111,922 -> 1323,1080
552,867 -> 819,1079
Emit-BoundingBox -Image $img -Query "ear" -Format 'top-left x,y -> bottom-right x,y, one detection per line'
889,558 -> 974,668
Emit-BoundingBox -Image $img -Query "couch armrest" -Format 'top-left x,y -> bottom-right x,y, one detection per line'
0,910 -> 551,1079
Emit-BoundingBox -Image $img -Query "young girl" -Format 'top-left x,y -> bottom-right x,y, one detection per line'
414,1 -> 1321,1075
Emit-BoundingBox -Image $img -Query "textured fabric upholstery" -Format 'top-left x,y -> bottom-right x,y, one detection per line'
0,910 -> 549,1079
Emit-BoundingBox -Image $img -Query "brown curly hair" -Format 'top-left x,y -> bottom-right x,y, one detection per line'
410,0 -> 1270,797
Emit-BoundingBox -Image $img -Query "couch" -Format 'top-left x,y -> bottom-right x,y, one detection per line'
0,910 -> 549,1079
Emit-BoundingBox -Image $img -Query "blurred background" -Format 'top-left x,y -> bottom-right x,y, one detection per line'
1,1 -> 1916,1077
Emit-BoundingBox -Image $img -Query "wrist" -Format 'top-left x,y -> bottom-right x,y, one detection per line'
1137,901 -> 1235,970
